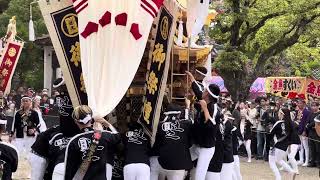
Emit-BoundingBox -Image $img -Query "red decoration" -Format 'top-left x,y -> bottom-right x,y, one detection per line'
307,82 -> 316,94
81,22 -> 99,39
287,92 -> 298,99
99,11 -> 112,27
115,13 -> 128,26
130,23 -> 142,40
273,80 -> 278,90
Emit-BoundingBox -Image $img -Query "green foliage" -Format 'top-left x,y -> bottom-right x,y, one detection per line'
210,0 -> 320,99
213,50 -> 248,72
0,0 -> 47,91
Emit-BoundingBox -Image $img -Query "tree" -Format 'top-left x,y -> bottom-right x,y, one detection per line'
0,0 -> 47,91
0,0 -> 9,14
210,0 -> 320,100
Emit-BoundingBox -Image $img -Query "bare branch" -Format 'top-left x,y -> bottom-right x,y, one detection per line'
237,12 -> 283,46
249,0 -> 258,8
254,14 -> 320,75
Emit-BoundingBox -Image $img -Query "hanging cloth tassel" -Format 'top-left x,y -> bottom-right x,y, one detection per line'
29,19 -> 35,41
176,20 -> 184,47
29,4 -> 35,41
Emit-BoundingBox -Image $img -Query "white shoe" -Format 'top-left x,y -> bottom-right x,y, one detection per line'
302,162 -> 309,167
279,166 -> 284,171
247,159 -> 252,163
297,161 -> 303,166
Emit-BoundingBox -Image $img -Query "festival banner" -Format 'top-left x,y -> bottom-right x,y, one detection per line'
265,77 -> 307,100
0,40 -> 24,93
306,78 -> 320,98
38,0 -> 87,107
142,2 -> 178,143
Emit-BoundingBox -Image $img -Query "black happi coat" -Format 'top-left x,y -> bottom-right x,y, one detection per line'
157,111 -> 193,170
196,102 -> 220,148
123,122 -> 150,166
31,126 -> 61,180
240,119 -> 253,141
31,92 -> 80,180
13,109 -> 39,138
289,120 -> 300,145
222,120 -> 234,163
232,126 -> 242,156
64,128 -> 121,180
207,123 -> 223,172
269,120 -> 290,151
0,141 -> 18,180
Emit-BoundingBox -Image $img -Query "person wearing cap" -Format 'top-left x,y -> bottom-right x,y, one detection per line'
10,95 -> 39,159
0,119 -> 18,180
30,77 -> 81,180
157,99 -> 193,180
64,105 -> 121,180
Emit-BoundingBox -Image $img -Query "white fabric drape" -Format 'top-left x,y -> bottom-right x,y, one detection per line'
74,0 -> 163,117
186,0 -> 210,37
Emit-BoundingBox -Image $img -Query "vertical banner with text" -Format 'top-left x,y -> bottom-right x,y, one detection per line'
306,78 -> 320,99
141,3 -> 177,144
38,0 -> 87,107
0,40 -> 24,94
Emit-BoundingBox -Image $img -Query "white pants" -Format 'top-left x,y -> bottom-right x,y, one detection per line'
232,155 -> 242,180
150,156 -> 165,180
13,137 -> 35,159
52,163 -> 65,180
240,140 -> 252,162
106,164 -> 113,180
269,148 -> 295,180
299,136 -> 309,164
288,144 -> 299,173
221,162 -> 234,180
205,172 -> 220,180
30,153 -> 47,180
124,163 -> 150,180
195,147 -> 215,180
161,168 -> 185,180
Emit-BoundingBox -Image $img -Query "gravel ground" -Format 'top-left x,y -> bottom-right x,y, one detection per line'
12,157 -> 319,180
240,157 -> 319,180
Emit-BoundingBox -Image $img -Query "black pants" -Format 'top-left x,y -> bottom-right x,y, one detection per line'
309,137 -> 320,166
264,134 -> 271,161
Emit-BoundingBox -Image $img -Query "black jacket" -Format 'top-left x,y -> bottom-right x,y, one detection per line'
157,111 -> 193,170
64,128 -> 121,180
123,122 -> 150,166
0,141 -> 18,180
13,109 -> 39,138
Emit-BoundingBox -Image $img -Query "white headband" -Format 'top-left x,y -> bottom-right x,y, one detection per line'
196,69 -> 207,77
164,111 -> 181,115
207,86 -> 219,99
0,120 -> 7,125
79,114 -> 92,124
53,77 -> 65,88
21,96 -> 32,101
